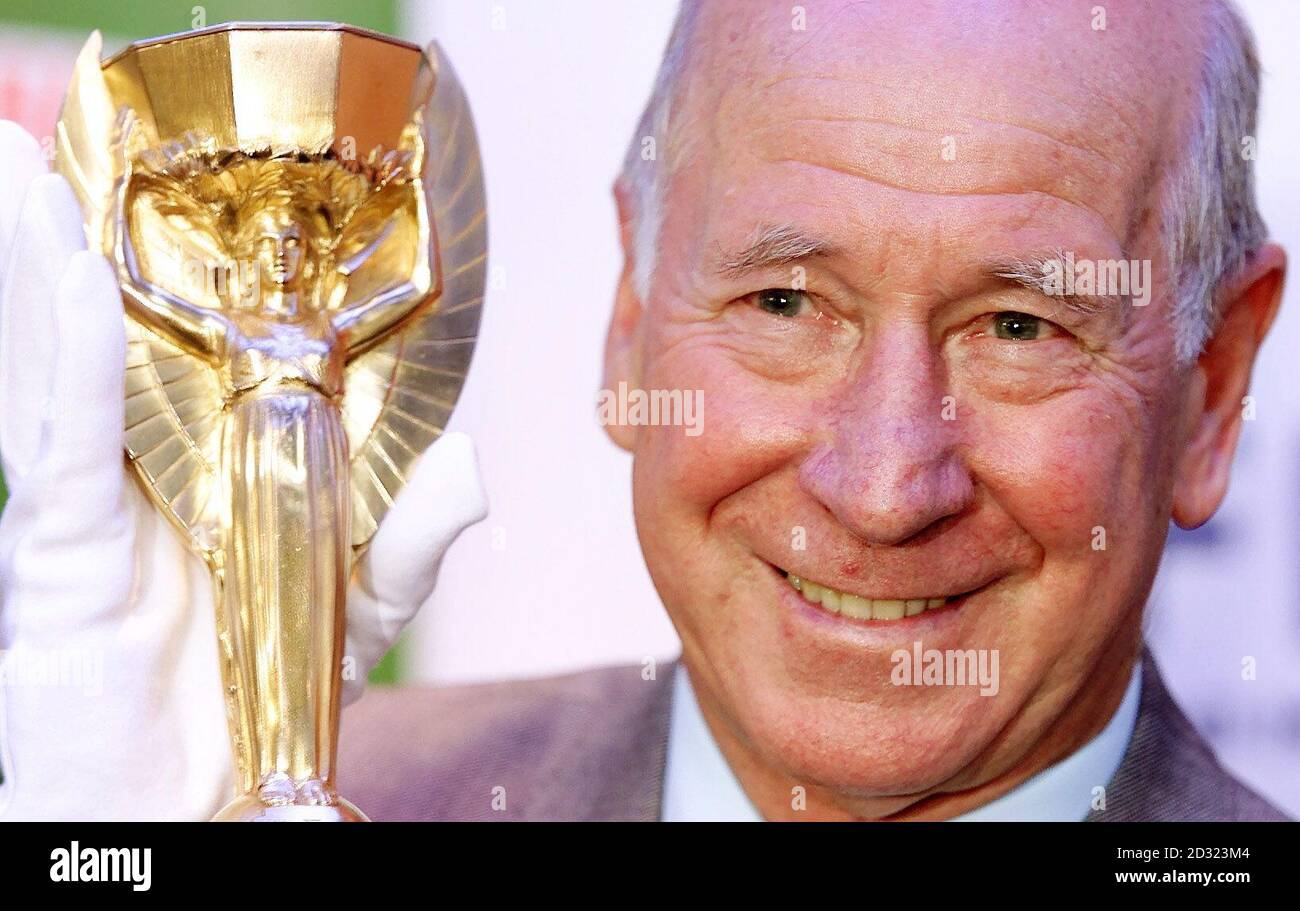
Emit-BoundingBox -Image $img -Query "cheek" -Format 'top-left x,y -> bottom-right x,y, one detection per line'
974,404 -> 1122,549
634,341 -> 812,526
965,387 -> 1170,561
630,337 -> 820,646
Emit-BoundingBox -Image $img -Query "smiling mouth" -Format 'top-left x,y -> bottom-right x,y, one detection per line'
781,569 -> 984,622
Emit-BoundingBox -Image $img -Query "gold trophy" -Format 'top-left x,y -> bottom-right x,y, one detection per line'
53,23 -> 486,820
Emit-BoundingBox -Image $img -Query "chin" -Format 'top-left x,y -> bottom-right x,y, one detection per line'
732,664 -> 1006,797
675,577 -> 1027,800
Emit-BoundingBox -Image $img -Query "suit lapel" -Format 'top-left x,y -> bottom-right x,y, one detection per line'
525,660 -> 675,821
1086,646 -> 1282,821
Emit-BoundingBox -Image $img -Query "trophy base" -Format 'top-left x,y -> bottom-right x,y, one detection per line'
212,794 -> 369,822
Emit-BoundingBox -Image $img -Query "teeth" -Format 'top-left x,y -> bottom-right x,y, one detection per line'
873,599 -> 906,620
840,594 -> 871,620
786,574 -> 950,620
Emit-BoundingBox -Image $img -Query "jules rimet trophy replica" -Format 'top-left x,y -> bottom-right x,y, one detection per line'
53,23 -> 486,820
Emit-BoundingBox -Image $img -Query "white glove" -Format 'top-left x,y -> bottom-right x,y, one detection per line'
0,121 -> 487,821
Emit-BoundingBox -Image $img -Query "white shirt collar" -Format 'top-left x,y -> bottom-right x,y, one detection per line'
661,660 -> 1143,822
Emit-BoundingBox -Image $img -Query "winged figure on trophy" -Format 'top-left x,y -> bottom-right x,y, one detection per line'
54,26 -> 487,820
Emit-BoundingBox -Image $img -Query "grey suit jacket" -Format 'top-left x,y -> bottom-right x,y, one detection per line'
336,650 -> 1289,821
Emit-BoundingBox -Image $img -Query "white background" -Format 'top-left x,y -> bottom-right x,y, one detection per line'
403,0 -> 1300,815
402,1 -> 683,686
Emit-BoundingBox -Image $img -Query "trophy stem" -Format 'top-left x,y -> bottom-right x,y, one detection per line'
209,388 -> 366,822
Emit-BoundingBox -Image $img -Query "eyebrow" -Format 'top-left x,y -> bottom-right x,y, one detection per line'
714,223 -> 839,278
987,249 -> 1131,320
714,232 -> 1133,322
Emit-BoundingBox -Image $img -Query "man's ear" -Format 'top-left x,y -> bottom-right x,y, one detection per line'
1172,242 -> 1286,529
601,178 -> 645,452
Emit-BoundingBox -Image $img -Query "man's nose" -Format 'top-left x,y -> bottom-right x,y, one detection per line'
798,334 -> 974,546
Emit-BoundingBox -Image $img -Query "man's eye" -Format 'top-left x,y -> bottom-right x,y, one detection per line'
993,311 -> 1049,341
752,288 -> 812,318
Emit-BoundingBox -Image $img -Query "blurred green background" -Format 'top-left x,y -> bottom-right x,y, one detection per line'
0,0 -> 403,684
0,0 -> 397,41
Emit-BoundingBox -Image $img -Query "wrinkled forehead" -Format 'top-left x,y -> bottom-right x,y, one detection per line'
671,0 -> 1202,254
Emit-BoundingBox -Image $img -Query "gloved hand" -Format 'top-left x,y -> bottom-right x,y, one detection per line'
0,121 -> 487,821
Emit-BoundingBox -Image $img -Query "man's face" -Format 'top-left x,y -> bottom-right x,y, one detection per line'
610,0 -> 1231,814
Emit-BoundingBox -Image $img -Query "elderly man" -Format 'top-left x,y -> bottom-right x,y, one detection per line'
338,0 -> 1287,822
0,0 -> 1288,822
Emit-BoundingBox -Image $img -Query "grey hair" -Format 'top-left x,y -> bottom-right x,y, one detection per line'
620,1 -> 702,301
1162,0 -> 1267,362
620,0 -> 1268,364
